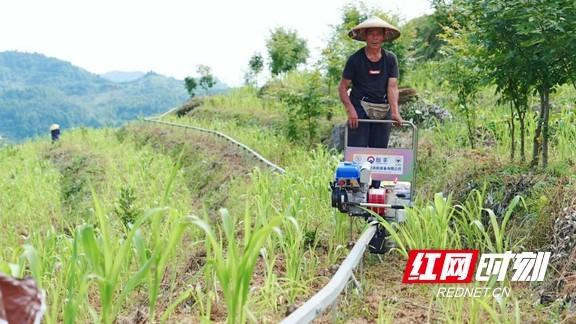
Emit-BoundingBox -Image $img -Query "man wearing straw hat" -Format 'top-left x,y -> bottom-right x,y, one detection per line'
338,16 -> 404,148
50,124 -> 60,142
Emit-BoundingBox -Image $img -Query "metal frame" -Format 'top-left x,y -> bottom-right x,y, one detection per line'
344,119 -> 418,199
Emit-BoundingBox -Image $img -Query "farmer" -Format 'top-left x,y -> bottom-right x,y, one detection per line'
50,124 -> 60,142
338,16 -> 404,148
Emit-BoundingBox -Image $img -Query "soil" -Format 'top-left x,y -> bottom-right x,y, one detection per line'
314,253 -> 442,323
124,123 -> 258,213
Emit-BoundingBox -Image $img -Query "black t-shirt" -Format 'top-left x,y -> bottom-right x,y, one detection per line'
342,48 -> 399,107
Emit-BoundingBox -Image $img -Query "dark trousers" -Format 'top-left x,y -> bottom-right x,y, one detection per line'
347,118 -> 392,148
51,129 -> 60,142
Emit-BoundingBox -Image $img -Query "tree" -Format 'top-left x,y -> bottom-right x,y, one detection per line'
283,71 -> 326,146
403,14 -> 446,63
184,77 -> 198,98
518,0 -> 576,168
261,70 -> 329,146
450,0 -> 576,167
244,53 -> 264,86
197,65 -> 216,95
462,0 -> 540,162
320,4 -> 364,93
497,73 -> 530,162
266,27 -> 309,76
439,19 -> 483,149
320,4 -> 407,93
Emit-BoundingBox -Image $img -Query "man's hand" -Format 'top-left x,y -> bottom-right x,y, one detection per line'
387,77 -> 403,127
347,108 -> 359,129
338,78 -> 359,129
391,112 -> 404,127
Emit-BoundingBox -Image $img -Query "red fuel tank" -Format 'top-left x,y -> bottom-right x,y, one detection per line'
368,188 -> 387,216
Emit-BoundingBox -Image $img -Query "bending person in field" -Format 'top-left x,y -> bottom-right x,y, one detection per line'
338,16 -> 404,148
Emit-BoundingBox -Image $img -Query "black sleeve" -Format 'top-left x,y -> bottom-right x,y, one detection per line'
387,51 -> 399,79
342,55 -> 355,80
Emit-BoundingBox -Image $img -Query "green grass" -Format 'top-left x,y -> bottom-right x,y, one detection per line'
0,129 -> 195,323
0,75 -> 574,323
164,83 -> 574,322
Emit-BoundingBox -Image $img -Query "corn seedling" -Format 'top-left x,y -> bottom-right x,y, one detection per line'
254,247 -> 282,313
77,191 -> 169,324
453,187 -> 489,249
378,193 -> 460,256
189,207 -> 282,323
135,152 -> 191,322
279,211 -> 308,303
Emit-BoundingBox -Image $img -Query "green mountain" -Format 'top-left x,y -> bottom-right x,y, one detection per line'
0,51 -> 228,142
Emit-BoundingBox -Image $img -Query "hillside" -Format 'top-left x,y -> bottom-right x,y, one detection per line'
0,51 -> 228,142
1,88 -> 574,322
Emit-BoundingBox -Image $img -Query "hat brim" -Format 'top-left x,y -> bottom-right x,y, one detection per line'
348,17 -> 401,42
348,27 -> 401,42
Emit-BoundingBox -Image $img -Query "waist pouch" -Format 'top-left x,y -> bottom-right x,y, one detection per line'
360,99 -> 390,120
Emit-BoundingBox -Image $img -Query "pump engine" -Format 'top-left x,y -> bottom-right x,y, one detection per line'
330,161 -> 389,217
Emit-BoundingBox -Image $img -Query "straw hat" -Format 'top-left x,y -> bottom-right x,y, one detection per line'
50,124 -> 60,131
348,16 -> 400,42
